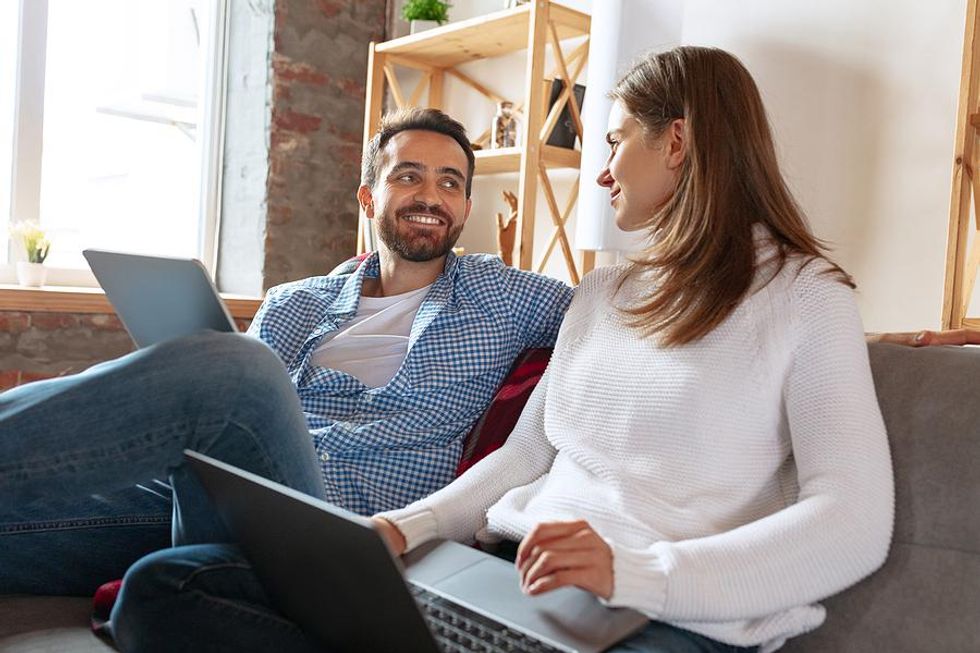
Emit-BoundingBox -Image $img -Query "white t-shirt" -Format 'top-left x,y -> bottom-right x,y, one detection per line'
310,284 -> 432,388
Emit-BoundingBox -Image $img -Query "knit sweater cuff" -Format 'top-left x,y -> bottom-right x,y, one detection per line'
604,540 -> 672,616
377,508 -> 439,553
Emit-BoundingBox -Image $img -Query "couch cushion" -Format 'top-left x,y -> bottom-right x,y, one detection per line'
0,596 -> 116,652
455,347 -> 552,476
785,343 -> 980,652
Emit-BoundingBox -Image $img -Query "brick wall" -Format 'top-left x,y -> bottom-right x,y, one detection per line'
0,312 -> 254,390
0,313 -> 132,390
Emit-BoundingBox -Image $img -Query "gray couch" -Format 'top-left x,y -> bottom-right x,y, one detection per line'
2,343 -> 978,652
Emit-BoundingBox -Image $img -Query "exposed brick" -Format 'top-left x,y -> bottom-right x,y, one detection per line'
19,370 -> 59,386
273,55 -> 329,86
268,204 -> 294,226
79,314 -> 125,331
0,313 -> 30,334
315,0 -> 343,19
272,108 -> 323,134
0,370 -> 19,390
30,313 -> 80,330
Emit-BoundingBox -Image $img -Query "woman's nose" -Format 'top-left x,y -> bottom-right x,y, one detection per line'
596,166 -> 613,188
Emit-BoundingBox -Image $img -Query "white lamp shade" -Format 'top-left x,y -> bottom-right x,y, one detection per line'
575,0 -> 683,252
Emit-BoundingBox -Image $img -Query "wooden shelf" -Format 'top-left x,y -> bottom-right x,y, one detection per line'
377,4 -> 589,68
474,145 -> 580,175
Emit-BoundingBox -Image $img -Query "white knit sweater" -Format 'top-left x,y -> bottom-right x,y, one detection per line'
380,241 -> 894,651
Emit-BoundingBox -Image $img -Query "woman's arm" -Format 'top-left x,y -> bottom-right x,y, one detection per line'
604,268 -> 894,622
376,364 -> 559,552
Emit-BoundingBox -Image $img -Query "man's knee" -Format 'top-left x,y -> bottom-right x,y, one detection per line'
111,544 -> 248,650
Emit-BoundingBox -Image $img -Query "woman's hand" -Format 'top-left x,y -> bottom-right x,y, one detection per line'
370,516 -> 407,556
865,328 -> 980,347
515,520 -> 614,600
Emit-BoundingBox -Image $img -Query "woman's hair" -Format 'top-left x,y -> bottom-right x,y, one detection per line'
610,46 -> 853,346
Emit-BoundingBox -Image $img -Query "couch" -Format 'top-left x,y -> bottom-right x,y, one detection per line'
2,342 -> 979,652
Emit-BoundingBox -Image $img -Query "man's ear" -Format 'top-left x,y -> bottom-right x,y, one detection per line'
357,185 -> 376,219
666,118 -> 686,170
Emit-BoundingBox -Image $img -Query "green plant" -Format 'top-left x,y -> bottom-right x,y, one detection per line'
402,0 -> 451,24
11,221 -> 50,264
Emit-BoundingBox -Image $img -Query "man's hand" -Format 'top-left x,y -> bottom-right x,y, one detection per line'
370,516 -> 407,556
866,328 -> 980,347
515,520 -> 614,600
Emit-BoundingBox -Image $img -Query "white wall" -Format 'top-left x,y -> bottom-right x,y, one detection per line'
680,1 -> 966,331
405,1 -> 967,330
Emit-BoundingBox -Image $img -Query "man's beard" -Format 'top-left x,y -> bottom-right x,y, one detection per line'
376,202 -> 464,262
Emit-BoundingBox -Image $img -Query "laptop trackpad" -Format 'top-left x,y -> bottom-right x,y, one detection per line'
432,557 -> 646,652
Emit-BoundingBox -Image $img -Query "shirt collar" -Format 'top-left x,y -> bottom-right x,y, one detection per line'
325,250 -> 460,319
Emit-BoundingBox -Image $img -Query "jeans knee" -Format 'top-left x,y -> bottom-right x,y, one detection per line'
111,544 -> 246,653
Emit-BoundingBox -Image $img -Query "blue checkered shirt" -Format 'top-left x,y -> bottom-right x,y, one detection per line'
247,252 -> 573,515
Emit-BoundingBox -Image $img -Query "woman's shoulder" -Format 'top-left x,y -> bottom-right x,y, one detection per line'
576,263 -> 632,299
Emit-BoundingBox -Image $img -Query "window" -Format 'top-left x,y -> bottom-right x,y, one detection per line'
1,0 -> 227,287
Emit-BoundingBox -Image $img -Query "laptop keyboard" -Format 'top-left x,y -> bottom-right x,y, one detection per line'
410,584 -> 570,653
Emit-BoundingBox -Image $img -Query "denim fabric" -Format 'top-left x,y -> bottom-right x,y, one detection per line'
111,544 -> 321,653
0,331 -> 326,596
112,542 -> 758,653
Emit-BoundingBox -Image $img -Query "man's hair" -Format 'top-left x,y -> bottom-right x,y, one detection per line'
361,108 -> 475,197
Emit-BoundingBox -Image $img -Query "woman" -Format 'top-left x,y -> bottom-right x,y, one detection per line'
373,46 -> 894,652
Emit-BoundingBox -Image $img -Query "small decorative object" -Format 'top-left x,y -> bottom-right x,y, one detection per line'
11,221 -> 51,287
506,0 -> 531,7
492,101 -> 519,149
402,0 -> 451,33
496,190 -> 518,266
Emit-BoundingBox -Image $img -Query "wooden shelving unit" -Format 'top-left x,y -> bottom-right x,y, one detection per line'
944,0 -> 980,328
358,1 -> 594,283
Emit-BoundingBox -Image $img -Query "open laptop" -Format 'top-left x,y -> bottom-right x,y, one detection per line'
82,250 -> 237,348
184,450 -> 649,653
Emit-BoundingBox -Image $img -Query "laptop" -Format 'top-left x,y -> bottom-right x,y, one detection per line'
183,450 -> 649,653
83,249 -> 237,348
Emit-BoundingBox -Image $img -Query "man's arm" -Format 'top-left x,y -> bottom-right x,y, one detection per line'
865,328 -> 980,347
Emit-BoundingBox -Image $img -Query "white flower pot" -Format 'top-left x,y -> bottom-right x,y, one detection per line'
16,261 -> 47,287
410,20 -> 441,34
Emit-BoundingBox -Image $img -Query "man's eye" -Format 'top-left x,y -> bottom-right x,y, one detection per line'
441,179 -> 459,189
397,174 -> 416,182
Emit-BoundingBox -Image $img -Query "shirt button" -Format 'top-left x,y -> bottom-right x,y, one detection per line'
320,452 -> 330,462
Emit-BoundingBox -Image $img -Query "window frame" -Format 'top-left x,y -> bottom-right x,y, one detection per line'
2,0 -> 230,288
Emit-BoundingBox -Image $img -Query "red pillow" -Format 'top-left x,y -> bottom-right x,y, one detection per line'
455,348 -> 553,476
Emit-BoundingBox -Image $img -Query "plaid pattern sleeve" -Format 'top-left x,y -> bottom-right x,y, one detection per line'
244,253 -> 574,516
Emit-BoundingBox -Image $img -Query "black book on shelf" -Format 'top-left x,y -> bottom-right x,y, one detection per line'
546,78 -> 585,149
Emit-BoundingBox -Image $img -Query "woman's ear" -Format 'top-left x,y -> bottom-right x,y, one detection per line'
666,118 -> 686,170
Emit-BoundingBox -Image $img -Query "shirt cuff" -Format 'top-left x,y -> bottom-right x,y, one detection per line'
603,539 -> 672,616
380,509 -> 440,553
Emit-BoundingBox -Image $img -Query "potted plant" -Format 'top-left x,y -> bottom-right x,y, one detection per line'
402,0 -> 451,34
11,221 -> 51,287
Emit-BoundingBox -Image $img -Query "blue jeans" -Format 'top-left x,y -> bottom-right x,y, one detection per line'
111,543 -> 758,653
0,331 -> 326,596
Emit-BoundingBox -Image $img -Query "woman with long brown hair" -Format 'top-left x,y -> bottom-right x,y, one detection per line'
376,46 -> 894,652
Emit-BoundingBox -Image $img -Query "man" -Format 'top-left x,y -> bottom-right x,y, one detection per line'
0,108 -> 573,600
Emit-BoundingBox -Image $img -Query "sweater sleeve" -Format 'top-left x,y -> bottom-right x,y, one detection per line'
606,265 -> 895,622
378,363 -> 559,551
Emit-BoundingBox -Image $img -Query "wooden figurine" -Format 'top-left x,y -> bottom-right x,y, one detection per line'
496,190 -> 518,266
